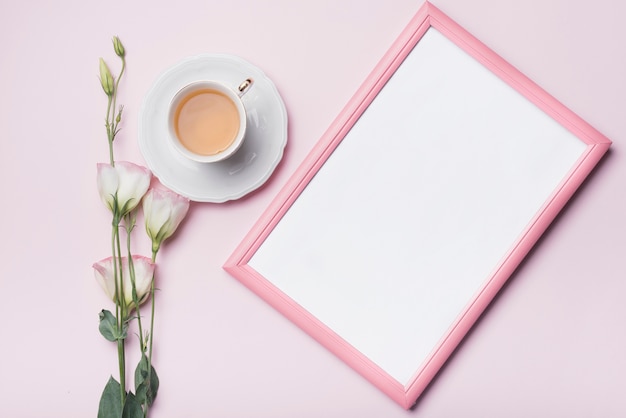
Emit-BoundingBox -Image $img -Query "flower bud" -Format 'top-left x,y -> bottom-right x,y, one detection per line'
112,36 -> 125,58
99,58 -> 114,96
116,106 -> 123,124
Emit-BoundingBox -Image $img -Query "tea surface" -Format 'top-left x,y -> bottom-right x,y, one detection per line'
174,89 -> 240,155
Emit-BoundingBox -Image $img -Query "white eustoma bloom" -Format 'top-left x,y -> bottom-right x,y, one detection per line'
93,255 -> 155,311
97,161 -> 151,217
143,188 -> 190,252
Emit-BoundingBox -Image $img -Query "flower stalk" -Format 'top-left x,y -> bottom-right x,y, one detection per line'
94,36 -> 190,418
100,36 -> 126,166
114,223 -> 126,405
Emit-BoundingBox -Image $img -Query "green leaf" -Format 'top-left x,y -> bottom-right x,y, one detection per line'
99,310 -> 127,342
122,392 -> 144,418
98,376 -> 122,418
134,354 -> 159,406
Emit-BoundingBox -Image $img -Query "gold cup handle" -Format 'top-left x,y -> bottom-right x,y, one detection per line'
237,78 -> 254,97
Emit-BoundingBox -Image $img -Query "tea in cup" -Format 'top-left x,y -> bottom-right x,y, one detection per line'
168,78 -> 253,163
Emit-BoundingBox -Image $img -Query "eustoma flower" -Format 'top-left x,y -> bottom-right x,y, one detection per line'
94,37 -> 189,417
93,255 -> 156,311
142,188 -> 190,253
97,161 -> 151,219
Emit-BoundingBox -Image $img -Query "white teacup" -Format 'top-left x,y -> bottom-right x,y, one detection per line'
168,78 -> 253,163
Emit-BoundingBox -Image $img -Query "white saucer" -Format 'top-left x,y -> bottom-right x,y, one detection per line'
138,54 -> 288,203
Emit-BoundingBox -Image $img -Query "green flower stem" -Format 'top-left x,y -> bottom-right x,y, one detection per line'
143,248 -> 159,418
148,249 -> 158,362
111,57 -> 125,129
117,338 -> 126,405
125,214 -> 146,352
111,223 -> 121,330
105,55 -> 125,166
105,94 -> 115,166
113,220 -> 127,406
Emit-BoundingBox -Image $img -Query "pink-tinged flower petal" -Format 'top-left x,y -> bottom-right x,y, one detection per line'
93,256 -> 117,302
143,189 -> 172,243
96,164 -> 119,212
143,188 -> 190,250
93,255 -> 155,310
115,161 -> 152,216
162,192 -> 190,241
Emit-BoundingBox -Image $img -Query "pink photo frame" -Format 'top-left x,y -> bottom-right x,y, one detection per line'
224,2 -> 611,409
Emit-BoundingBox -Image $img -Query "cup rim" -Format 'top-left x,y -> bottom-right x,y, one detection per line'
167,80 -> 247,163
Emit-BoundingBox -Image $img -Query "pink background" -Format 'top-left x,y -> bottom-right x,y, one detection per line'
0,0 -> 624,416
